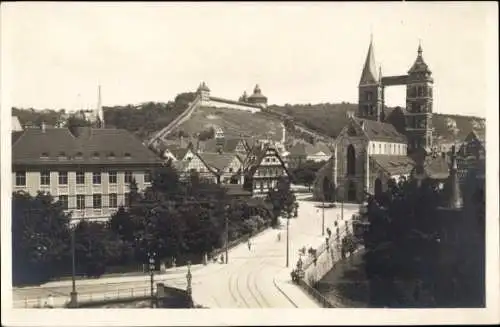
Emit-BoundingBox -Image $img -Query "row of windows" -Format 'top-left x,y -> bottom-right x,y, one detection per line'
408,102 -> 432,114
15,170 -> 151,187
40,151 -> 132,160
58,193 -> 129,210
255,167 -> 283,177
407,85 -> 433,98
370,142 -> 407,155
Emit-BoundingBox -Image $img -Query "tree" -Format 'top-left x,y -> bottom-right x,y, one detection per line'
74,220 -> 128,277
267,176 -> 297,227
363,177 -> 443,307
12,191 -> 71,285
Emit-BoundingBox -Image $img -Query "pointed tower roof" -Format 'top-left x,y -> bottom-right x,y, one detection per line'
359,37 -> 379,86
408,41 -> 432,75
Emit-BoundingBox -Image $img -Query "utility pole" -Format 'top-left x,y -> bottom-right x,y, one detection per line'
322,197 -> 325,236
225,205 -> 229,264
286,214 -> 290,267
69,225 -> 78,308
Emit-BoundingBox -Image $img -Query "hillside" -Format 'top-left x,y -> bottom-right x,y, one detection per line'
169,106 -> 285,142
12,96 -> 485,146
269,103 -> 485,143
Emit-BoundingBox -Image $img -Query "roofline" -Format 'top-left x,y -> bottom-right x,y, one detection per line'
12,162 -> 165,169
208,96 -> 263,109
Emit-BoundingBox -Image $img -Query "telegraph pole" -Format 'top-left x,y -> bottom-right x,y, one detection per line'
286,214 -> 290,267
69,225 -> 78,308
225,205 -> 229,264
322,197 -> 325,236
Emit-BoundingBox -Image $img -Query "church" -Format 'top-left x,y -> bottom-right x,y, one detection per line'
313,38 -> 451,203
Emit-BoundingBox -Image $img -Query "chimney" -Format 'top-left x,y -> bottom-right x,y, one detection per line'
180,135 -> 185,148
41,121 -> 46,133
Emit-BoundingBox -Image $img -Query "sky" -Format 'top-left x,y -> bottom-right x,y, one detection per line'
2,2 -> 498,117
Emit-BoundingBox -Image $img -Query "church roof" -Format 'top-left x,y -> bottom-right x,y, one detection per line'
203,138 -> 247,153
198,82 -> 210,92
371,155 -> 415,176
408,44 -> 432,75
359,39 -> 379,85
354,118 -> 406,143
248,84 -> 267,100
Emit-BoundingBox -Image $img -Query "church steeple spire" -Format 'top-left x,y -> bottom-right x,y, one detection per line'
359,37 -> 379,86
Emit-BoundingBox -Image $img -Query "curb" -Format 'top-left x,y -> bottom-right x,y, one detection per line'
272,269 -> 298,308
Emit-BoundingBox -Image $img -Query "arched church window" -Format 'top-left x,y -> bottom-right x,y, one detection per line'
366,91 -> 373,101
347,145 -> 356,176
418,86 -> 423,97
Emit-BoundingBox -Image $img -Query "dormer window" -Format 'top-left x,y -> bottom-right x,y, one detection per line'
58,152 -> 67,160
92,152 -> 100,159
75,152 -> 83,160
124,152 -> 131,159
40,152 -> 49,159
108,152 -> 116,159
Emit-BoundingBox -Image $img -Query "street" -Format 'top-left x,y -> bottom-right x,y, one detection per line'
13,198 -> 360,308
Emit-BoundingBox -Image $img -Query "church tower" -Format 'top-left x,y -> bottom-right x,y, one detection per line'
405,43 -> 434,154
358,36 -> 383,121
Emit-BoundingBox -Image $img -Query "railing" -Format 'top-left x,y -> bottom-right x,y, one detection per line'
297,279 -> 335,308
17,285 -> 157,308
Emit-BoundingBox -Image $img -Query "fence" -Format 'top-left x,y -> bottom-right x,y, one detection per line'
17,285 -> 157,309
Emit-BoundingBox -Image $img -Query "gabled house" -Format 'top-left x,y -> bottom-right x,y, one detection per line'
287,141 -> 332,168
197,152 -> 244,184
243,144 -> 292,197
173,152 -> 244,185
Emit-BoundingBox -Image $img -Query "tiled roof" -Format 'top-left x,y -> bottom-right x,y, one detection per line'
198,152 -> 240,172
173,160 -> 189,172
244,145 -> 294,182
354,118 -> 407,143
371,155 -> 415,176
289,141 -> 332,157
12,127 -> 164,167
203,138 -> 246,153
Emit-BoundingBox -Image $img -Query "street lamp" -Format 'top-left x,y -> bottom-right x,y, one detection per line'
224,204 -> 230,264
148,252 -> 156,308
69,224 -> 78,308
186,261 -> 192,298
286,210 -> 291,268
322,196 -> 325,236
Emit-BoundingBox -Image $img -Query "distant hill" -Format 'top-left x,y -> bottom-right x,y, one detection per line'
12,96 -> 485,146
269,103 -> 485,144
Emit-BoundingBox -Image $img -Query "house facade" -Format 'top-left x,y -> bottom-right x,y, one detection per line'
12,125 -> 164,222
243,145 -> 291,197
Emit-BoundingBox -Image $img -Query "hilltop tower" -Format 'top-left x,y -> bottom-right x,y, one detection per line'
405,42 -> 434,154
95,84 -> 104,128
358,36 -> 384,121
247,84 -> 268,108
197,82 -> 211,105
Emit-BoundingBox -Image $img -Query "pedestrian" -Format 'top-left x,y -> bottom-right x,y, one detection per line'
247,238 -> 252,251
277,232 -> 281,242
220,254 -> 224,264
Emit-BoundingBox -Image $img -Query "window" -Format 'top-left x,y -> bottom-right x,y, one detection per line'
77,195 -> 85,209
93,194 -> 102,209
75,152 -> 83,160
365,91 -> 373,101
92,152 -> 100,159
144,170 -> 152,183
109,171 -> 117,184
378,144 -> 382,153
59,195 -> 68,210
346,145 -> 356,176
15,171 -> 26,186
58,171 -> 68,185
41,152 -> 49,159
76,171 -> 85,184
124,152 -> 131,159
124,171 -> 133,184
109,193 -> 118,208
92,172 -> 101,185
40,171 -> 50,185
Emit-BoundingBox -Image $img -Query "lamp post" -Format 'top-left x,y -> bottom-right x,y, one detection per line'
186,261 -> 192,300
286,211 -> 290,268
224,204 -> 230,264
148,252 -> 156,308
69,225 -> 78,308
322,196 -> 325,236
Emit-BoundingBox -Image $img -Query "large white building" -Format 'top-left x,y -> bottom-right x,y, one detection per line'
12,125 -> 164,221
